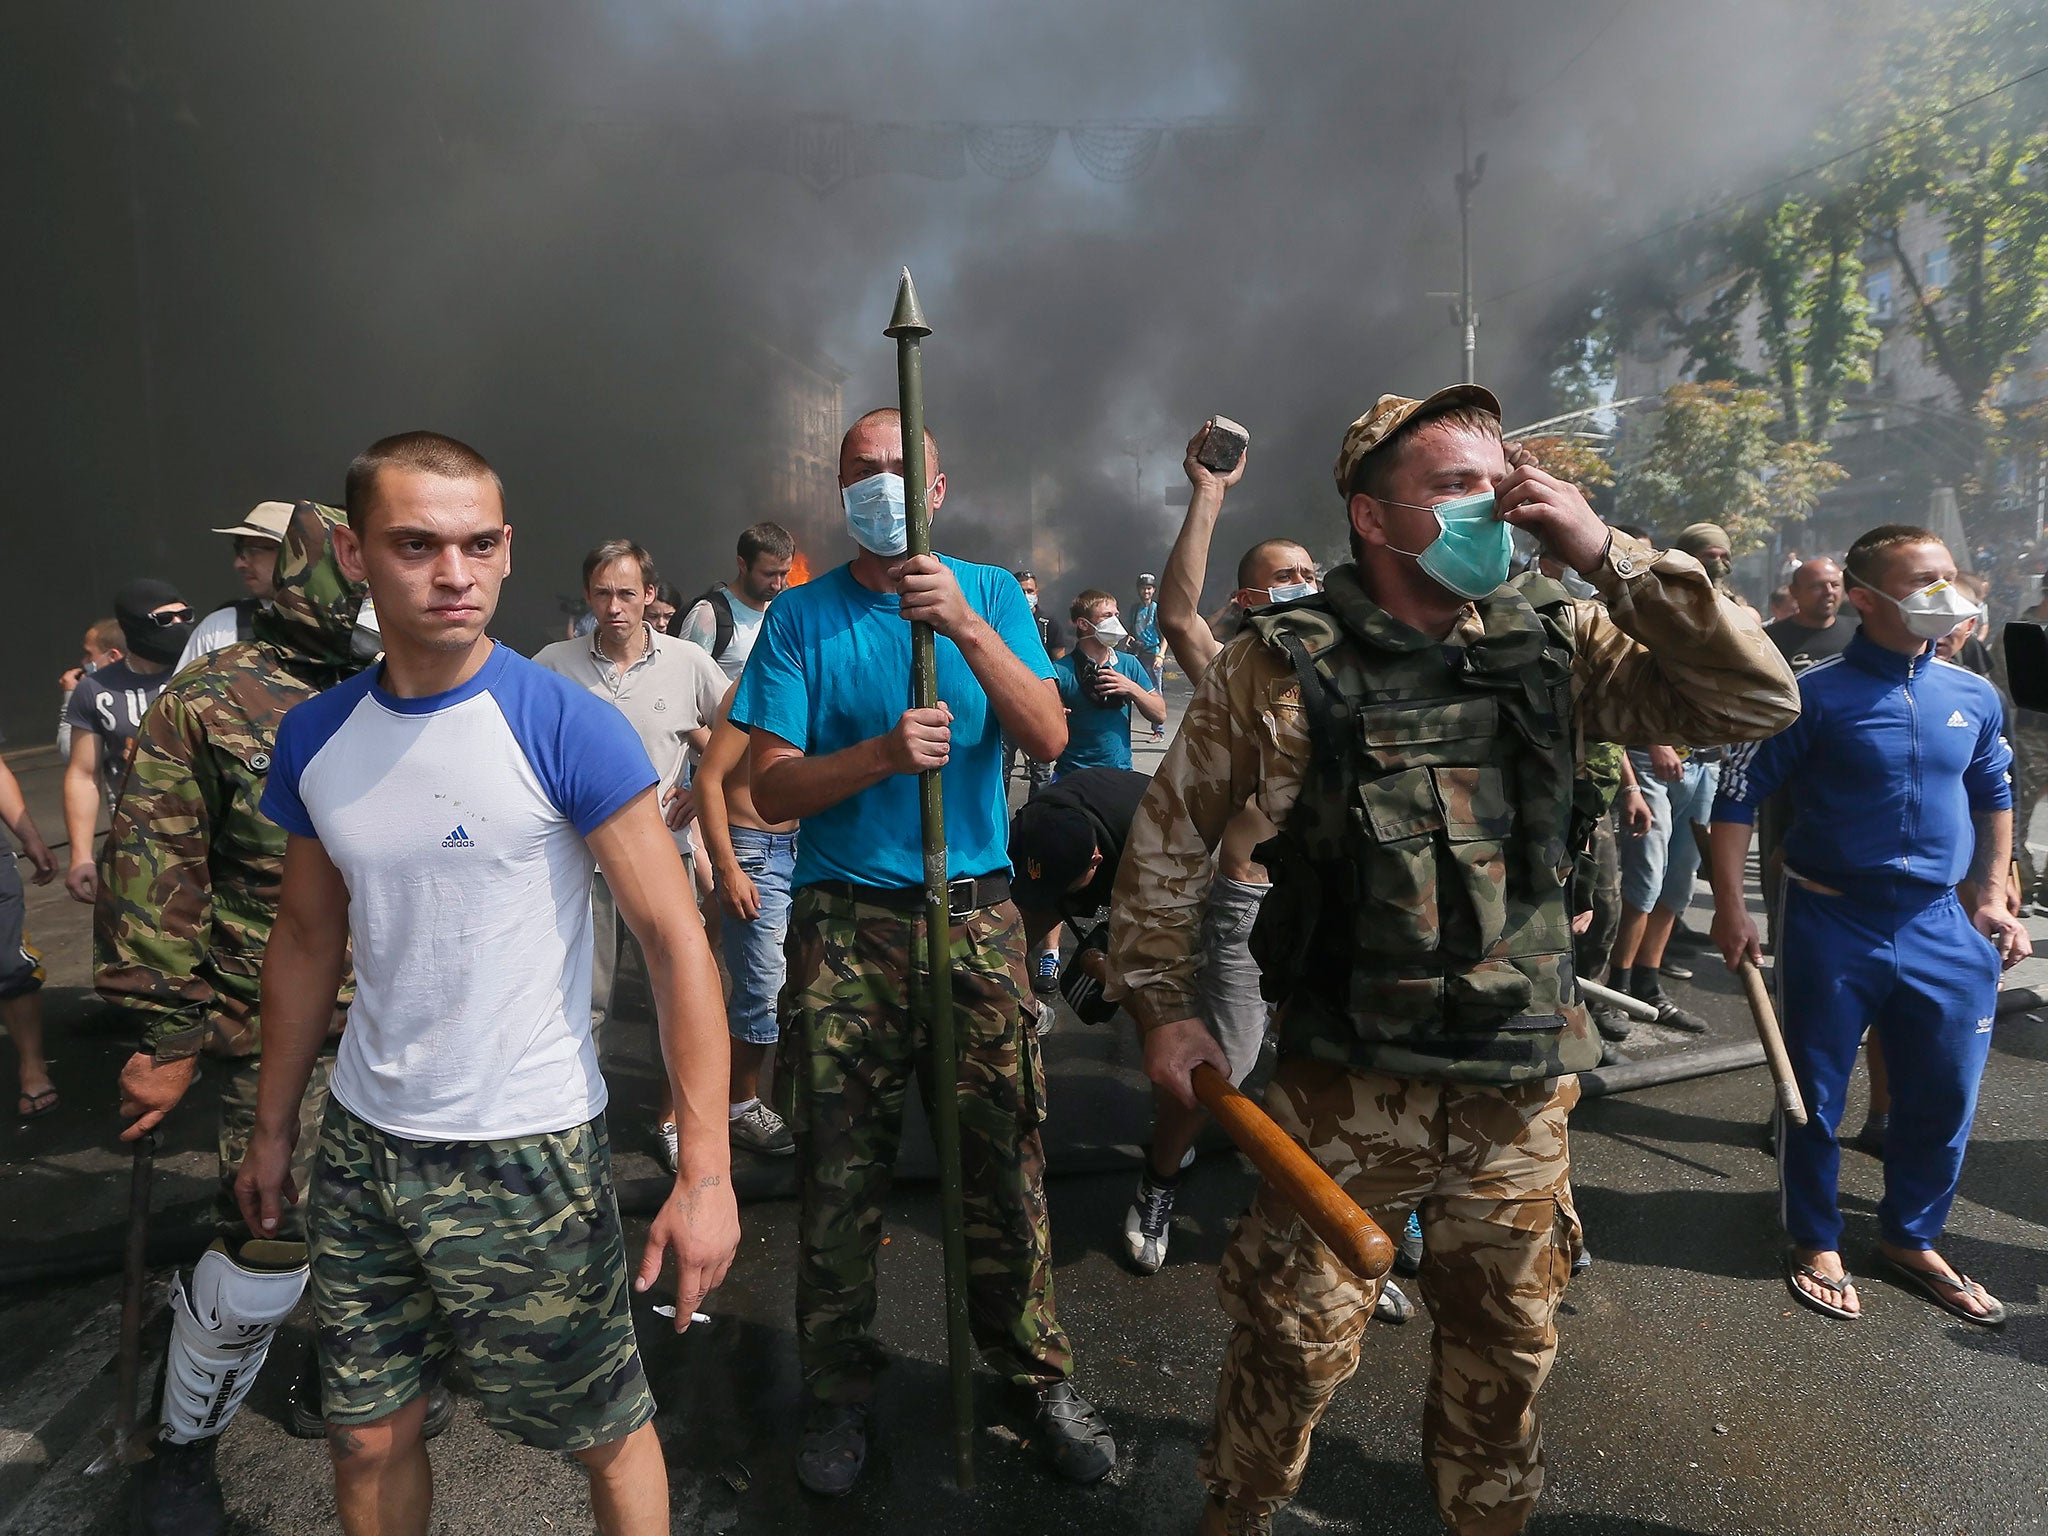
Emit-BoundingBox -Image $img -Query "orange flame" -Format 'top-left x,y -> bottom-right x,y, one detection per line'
786,549 -> 812,587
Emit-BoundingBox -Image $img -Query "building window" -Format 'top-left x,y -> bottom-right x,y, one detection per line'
1865,269 -> 1893,320
1924,244 -> 1949,289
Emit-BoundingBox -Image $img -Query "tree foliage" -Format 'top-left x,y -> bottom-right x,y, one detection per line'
1615,382 -> 1847,550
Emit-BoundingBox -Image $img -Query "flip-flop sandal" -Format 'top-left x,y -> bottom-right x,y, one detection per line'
1785,1255 -> 1860,1320
1877,1253 -> 2008,1327
16,1088 -> 57,1120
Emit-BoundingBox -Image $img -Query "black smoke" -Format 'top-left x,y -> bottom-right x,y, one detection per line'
2,0 -> 1882,738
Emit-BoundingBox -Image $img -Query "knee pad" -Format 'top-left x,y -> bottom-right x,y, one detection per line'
159,1239 -> 308,1445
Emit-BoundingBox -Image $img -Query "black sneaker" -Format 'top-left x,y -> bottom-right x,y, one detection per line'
1031,1381 -> 1116,1483
131,1436 -> 224,1536
796,1403 -> 870,1497
1590,1003 -> 1633,1044
1122,1170 -> 1178,1274
1632,980 -> 1709,1035
1850,1112 -> 1888,1156
1031,951 -> 1060,998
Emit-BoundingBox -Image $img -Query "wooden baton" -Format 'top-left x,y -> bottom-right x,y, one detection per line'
1737,959 -> 1808,1126
1191,1064 -> 1394,1280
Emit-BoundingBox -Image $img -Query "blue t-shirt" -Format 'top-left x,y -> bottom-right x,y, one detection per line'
731,558 -> 1053,889
261,643 -> 658,1141
1132,601 -> 1161,651
1051,649 -> 1153,774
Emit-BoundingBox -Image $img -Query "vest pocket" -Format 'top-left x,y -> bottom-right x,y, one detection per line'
1352,768 -> 1443,954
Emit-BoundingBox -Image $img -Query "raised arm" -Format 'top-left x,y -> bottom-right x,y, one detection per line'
1158,422 -> 1250,681
586,788 -> 740,1328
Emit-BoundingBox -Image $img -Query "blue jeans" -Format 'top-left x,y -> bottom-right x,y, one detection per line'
722,827 -> 796,1045
1619,753 -> 1719,915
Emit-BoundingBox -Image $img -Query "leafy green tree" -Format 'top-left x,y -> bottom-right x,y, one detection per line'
1615,382 -> 1847,550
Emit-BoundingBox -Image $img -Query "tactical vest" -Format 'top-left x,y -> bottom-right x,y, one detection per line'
1245,564 -> 1600,1085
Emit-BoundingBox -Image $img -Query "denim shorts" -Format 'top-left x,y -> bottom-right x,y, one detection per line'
1618,754 -> 1720,915
722,827 -> 796,1046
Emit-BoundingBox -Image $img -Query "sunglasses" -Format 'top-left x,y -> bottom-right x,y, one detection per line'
141,607 -> 195,627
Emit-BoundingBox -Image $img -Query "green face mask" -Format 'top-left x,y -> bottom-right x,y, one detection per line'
1382,491 -> 1514,599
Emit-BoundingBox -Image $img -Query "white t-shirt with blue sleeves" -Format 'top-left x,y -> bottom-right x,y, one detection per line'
263,642 -> 658,1141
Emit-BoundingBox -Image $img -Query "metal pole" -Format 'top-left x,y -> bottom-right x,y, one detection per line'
1454,100 -> 1485,385
886,268 -> 975,1490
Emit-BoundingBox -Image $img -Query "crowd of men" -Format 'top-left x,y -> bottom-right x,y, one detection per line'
0,384 -> 2036,1536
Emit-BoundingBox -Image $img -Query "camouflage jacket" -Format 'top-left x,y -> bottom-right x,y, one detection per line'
1108,530 -> 1800,1084
96,504 -> 367,1062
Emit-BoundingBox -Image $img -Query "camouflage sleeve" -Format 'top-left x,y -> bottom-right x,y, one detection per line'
1108,636 -> 1300,1032
94,689 -> 218,1061
1572,530 -> 1800,747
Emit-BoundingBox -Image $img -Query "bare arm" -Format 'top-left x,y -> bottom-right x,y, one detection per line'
752,710 -> 952,826
0,757 -> 53,882
587,789 -> 739,1325
236,835 -> 353,1235
63,733 -> 102,901
1706,819 -> 1760,970
1158,422 -> 1249,680
695,686 -> 759,920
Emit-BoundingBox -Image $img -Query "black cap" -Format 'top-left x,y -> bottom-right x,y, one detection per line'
1008,799 -> 1097,908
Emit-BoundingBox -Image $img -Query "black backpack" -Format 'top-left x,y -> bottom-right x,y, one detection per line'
689,585 -> 735,658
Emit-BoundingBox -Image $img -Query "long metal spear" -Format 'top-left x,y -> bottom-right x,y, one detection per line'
887,267 -> 975,1489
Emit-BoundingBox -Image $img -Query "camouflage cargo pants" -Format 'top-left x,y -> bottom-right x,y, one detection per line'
777,886 -> 1072,1406
214,1053 -> 332,1248
1201,1060 -> 1581,1536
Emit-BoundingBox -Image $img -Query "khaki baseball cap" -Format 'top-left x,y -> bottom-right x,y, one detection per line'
1333,384 -> 1503,495
210,501 -> 296,541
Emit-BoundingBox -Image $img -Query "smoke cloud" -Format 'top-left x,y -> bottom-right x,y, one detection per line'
2,0 -> 1884,737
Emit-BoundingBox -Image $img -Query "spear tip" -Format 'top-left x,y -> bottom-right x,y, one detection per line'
885,268 -> 932,339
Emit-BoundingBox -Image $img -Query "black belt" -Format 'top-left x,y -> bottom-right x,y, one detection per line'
812,874 -> 1011,918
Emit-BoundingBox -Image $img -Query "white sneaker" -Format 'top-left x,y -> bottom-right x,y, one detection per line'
656,1121 -> 679,1173
730,1100 -> 796,1157
1122,1172 -> 1177,1274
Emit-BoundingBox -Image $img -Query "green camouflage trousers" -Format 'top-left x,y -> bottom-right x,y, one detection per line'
1201,1060 -> 1581,1536
307,1101 -> 653,1451
777,886 -> 1072,1406
214,1053 -> 331,1247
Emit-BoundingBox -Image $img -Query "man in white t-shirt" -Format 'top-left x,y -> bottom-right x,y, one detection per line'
678,522 -> 796,683
536,538 -> 728,1170
236,431 -> 738,1536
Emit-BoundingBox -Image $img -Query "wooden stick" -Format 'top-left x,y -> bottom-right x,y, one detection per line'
1738,959 -> 1808,1126
1192,1064 -> 1393,1280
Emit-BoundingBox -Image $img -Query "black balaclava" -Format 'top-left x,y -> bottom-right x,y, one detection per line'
115,578 -> 194,665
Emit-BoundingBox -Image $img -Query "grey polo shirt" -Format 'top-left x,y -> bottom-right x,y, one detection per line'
533,625 -> 727,792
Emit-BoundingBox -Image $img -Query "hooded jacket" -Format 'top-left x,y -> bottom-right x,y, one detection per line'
96,504 -> 368,1061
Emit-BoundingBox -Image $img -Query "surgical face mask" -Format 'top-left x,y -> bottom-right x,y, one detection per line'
1087,614 -> 1128,646
1381,490 -> 1514,600
1869,575 -> 1980,641
842,472 -> 908,557
1265,581 -> 1316,604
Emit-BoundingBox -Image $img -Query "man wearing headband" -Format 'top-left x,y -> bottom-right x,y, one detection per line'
1112,385 -> 1798,1534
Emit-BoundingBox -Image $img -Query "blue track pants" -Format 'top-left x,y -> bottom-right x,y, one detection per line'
1777,882 -> 2000,1252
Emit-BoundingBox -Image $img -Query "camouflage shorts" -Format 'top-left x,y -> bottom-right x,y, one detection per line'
307,1100 -> 654,1451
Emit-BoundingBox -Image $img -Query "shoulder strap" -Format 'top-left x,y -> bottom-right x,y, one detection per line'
234,598 -> 261,641
692,586 -> 736,657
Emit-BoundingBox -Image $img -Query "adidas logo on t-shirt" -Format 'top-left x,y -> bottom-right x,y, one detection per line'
441,825 -> 475,848
1946,710 -> 1970,728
